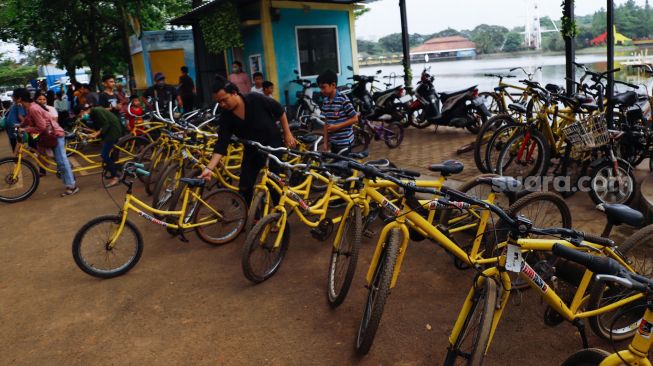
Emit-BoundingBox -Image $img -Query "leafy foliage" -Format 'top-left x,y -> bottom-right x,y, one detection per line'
503,32 -> 524,52
470,25 -> 509,54
199,1 -> 243,54
0,56 -> 37,86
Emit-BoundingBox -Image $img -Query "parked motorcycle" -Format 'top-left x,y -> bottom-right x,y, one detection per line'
290,70 -> 321,130
406,66 -> 490,133
345,66 -> 409,127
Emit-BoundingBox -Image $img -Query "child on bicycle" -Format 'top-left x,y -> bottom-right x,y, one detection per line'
126,96 -> 144,136
317,69 -> 358,154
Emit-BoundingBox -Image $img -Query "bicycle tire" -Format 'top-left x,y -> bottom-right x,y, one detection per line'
478,91 -> 504,115
464,106 -> 487,134
560,348 -> 610,366
241,212 -> 290,283
443,278 -> 497,366
588,159 -> 636,206
327,205 -> 363,308
111,135 -> 149,163
145,146 -> 171,196
383,122 -> 404,148
351,125 -> 371,153
587,223 -> 653,341
496,128 -> 549,178
245,190 -> 268,232
355,228 -> 401,355
194,188 -> 247,245
136,140 -> 158,184
473,114 -> 517,173
484,122 -> 522,174
151,162 -> 182,216
72,215 -> 143,279
0,157 -> 40,203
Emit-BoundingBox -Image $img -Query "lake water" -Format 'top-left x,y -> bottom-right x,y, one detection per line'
360,52 -> 653,95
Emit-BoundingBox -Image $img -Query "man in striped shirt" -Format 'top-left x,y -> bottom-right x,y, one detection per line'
318,70 -> 358,153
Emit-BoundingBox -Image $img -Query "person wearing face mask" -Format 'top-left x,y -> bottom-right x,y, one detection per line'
143,72 -> 183,117
76,104 -> 124,188
227,61 -> 251,95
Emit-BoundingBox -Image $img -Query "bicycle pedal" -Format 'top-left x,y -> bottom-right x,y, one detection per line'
178,232 -> 190,243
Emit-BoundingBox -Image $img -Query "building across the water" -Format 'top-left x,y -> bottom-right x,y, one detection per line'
409,36 -> 476,63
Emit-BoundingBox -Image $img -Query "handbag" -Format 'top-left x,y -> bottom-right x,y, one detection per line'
37,118 -> 58,149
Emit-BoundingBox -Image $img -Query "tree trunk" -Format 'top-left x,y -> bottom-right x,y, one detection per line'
118,3 -> 136,94
65,65 -> 78,84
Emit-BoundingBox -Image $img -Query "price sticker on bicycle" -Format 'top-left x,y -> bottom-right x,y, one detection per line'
505,244 -> 524,273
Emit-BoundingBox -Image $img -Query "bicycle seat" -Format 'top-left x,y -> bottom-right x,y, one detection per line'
572,93 -> 593,104
478,176 -> 522,193
428,160 -> 464,176
580,103 -> 599,112
365,158 -> 391,168
297,134 -> 319,144
348,151 -> 369,159
508,103 -> 527,114
439,85 -> 477,101
545,84 -> 564,94
612,91 -> 637,107
180,178 -> 206,187
597,203 -> 644,227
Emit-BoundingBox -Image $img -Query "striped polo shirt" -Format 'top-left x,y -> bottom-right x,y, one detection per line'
321,91 -> 358,146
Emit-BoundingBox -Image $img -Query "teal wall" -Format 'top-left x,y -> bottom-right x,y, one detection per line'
272,8 -> 354,105
242,26 -> 265,77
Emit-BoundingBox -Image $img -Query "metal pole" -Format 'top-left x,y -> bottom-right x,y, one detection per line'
564,0 -> 575,96
607,0 -> 615,128
399,0 -> 412,90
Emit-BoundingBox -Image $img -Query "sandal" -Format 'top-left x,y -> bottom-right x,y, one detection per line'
61,186 -> 80,197
104,179 -> 120,188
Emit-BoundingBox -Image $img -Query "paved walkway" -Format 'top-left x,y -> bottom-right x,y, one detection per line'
0,126 -> 649,365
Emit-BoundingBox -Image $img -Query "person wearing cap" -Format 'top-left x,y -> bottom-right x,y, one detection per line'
77,104 -> 124,188
143,72 -> 183,117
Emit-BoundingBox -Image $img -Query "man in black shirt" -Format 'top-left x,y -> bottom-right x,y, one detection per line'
143,72 -> 183,117
98,74 -> 122,119
200,80 -> 297,204
178,66 -> 195,112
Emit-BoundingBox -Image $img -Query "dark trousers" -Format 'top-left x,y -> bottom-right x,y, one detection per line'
101,140 -> 118,178
181,95 -> 194,112
239,149 -> 281,206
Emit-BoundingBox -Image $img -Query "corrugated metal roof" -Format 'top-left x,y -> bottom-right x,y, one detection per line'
411,36 -> 476,54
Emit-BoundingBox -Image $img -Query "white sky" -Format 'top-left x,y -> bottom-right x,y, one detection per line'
356,0 -> 650,40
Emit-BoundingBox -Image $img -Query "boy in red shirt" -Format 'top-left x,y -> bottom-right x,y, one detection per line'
126,96 -> 144,135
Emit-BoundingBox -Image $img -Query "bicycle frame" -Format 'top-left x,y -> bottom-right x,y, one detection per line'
449,239 -> 642,356
108,186 -> 223,248
599,305 -> 653,365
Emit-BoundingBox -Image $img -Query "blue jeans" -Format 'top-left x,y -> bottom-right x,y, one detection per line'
52,137 -> 76,187
101,140 -> 118,178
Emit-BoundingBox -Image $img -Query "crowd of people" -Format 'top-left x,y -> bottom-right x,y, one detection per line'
2,60 -> 356,205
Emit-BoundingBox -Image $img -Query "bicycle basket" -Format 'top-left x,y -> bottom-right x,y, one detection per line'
561,113 -> 609,150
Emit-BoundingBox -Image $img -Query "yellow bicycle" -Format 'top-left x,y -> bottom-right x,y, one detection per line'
71,162 -> 247,278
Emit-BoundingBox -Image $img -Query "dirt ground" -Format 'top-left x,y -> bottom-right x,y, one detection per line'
0,127 -> 647,365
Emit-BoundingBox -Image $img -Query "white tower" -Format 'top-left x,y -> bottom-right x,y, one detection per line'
524,0 -> 542,50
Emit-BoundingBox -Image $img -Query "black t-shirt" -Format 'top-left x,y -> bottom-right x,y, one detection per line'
178,74 -> 194,97
213,93 -> 284,156
143,84 -> 178,112
99,91 -> 120,118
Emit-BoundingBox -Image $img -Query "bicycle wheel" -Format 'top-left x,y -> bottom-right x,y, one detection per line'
478,91 -> 503,115
136,141 -> 158,184
72,215 -> 143,279
443,278 -> 497,366
496,128 -> 549,178
474,114 -> 517,173
484,122 -> 522,174
194,188 -> 247,245
241,212 -> 290,283
351,125 -> 371,153
145,146 -> 171,196
587,224 -> 653,341
111,135 -> 148,162
560,348 -> 610,366
0,157 -> 40,203
383,122 -> 404,148
465,106 -> 488,134
327,205 -> 363,308
245,190 -> 268,232
588,159 -> 636,205
151,162 -> 182,214
356,228 -> 401,355
490,192 -> 572,289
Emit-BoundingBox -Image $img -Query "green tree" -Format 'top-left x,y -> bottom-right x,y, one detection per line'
543,32 -> 565,52
503,32 -> 523,52
0,56 -> 37,86
470,24 -> 508,54
378,33 -> 426,53
357,40 -> 384,55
